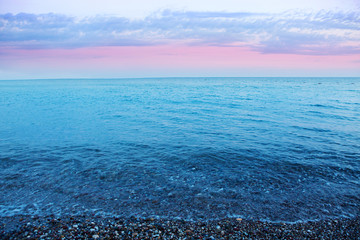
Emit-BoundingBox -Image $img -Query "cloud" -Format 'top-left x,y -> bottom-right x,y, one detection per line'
0,10 -> 360,55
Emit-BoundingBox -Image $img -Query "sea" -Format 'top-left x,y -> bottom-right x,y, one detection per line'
0,77 -> 359,222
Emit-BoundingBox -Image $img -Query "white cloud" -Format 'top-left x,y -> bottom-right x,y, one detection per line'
0,10 -> 359,55
0,0 -> 359,18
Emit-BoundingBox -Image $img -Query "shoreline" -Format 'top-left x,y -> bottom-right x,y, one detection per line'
1,215 -> 359,239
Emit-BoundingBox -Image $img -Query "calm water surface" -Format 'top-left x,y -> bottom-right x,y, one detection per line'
0,77 -> 359,222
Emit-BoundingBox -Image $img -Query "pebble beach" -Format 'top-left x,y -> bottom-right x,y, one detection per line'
1,216 -> 359,239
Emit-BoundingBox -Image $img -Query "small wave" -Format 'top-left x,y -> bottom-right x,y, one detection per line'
291,125 -> 332,133
308,104 -> 343,110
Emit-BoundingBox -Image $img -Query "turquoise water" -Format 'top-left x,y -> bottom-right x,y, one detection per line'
0,77 -> 359,221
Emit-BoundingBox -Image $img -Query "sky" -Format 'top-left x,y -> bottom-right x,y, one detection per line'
0,0 -> 359,79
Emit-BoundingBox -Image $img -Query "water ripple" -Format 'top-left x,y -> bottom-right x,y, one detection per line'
0,77 -> 359,221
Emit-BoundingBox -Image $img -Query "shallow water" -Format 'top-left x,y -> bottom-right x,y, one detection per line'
0,77 -> 359,222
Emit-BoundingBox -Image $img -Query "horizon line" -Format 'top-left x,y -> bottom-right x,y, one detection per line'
1,76 -> 360,81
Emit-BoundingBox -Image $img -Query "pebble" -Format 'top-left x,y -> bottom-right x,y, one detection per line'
1,215 -> 359,239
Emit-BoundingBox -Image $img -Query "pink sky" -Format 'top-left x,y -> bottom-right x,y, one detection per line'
1,45 -> 359,79
0,7 -> 360,79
